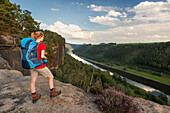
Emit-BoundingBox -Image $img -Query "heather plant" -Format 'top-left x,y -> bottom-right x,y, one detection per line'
95,86 -> 140,113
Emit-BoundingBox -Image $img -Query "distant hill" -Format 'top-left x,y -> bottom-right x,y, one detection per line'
65,43 -> 85,52
65,43 -> 84,49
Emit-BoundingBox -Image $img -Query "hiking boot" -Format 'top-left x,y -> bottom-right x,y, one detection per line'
32,93 -> 41,103
50,88 -> 61,98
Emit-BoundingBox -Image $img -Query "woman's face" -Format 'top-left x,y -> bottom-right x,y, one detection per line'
40,36 -> 44,41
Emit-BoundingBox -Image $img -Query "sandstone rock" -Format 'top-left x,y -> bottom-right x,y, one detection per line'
9,70 -> 23,77
0,49 -> 30,76
0,35 -> 14,46
134,98 -> 170,113
0,70 -> 102,113
50,45 -> 65,69
0,70 -> 23,79
0,56 -> 11,69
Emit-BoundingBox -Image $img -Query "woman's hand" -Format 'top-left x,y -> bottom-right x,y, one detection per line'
41,50 -> 47,59
42,56 -> 47,59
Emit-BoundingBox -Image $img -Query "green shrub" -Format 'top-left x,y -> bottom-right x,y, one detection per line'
90,81 -> 103,94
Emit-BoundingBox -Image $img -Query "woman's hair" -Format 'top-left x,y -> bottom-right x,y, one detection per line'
31,31 -> 44,41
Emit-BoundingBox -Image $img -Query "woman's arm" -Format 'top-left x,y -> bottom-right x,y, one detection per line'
41,50 -> 47,59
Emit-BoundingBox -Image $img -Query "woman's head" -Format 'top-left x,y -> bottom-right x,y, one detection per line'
31,31 -> 44,42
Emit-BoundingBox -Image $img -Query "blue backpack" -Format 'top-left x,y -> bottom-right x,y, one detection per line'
21,37 -> 47,69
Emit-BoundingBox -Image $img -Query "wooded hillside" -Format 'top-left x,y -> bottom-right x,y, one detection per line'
73,42 -> 170,76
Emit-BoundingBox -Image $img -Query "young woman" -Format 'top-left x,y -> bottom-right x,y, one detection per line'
30,31 -> 61,103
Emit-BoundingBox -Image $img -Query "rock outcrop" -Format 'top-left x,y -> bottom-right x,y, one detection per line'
0,49 -> 30,76
0,56 -> 11,69
50,45 -> 65,70
0,35 -> 14,46
0,69 -> 102,113
135,98 -> 170,113
0,69 -> 170,113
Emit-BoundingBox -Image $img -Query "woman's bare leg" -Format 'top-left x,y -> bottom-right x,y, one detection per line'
48,75 -> 54,89
30,77 -> 38,93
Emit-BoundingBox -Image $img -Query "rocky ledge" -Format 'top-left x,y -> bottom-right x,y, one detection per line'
0,70 -> 102,113
135,98 -> 170,113
0,69 -> 170,113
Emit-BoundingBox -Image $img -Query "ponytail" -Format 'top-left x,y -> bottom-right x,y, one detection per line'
31,32 -> 36,40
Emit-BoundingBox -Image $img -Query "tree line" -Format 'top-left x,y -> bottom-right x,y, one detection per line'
0,0 -> 40,35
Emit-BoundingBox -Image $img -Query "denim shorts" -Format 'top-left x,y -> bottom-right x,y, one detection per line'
30,66 -> 52,78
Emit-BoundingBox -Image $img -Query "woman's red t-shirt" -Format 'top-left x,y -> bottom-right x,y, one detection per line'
35,43 -> 46,69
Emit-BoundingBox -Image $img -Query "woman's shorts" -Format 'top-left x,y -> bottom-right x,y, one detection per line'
30,66 -> 52,78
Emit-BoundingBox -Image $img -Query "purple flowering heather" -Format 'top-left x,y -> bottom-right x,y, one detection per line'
95,86 -> 139,113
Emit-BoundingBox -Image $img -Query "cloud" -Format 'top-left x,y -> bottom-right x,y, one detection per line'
127,1 -> 170,23
88,1 -> 170,44
147,35 -> 168,39
40,23 -> 48,28
37,20 -> 169,44
88,4 -> 129,26
51,8 -> 59,12
47,21 -> 94,40
107,10 -> 122,17
89,15 -> 120,26
90,4 -> 96,8
87,4 -> 118,12
90,22 -> 170,44
89,13 -> 133,27
125,33 -> 138,36
72,2 -> 83,6
89,1 -> 170,27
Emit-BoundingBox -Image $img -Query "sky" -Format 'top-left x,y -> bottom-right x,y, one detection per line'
11,0 -> 170,44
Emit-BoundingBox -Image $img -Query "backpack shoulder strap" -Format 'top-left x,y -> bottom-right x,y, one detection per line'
34,42 -> 42,49
37,42 -> 42,46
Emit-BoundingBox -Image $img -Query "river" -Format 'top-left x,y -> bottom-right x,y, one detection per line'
68,51 -> 170,105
